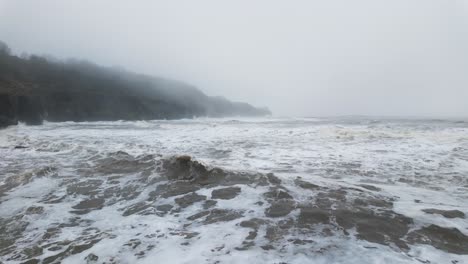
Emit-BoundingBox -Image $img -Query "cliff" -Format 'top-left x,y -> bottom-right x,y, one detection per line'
0,43 -> 270,128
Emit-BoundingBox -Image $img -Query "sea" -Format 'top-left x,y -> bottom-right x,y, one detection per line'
1,117 -> 467,263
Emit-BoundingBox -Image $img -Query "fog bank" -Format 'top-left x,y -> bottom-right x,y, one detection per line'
1,0 -> 467,117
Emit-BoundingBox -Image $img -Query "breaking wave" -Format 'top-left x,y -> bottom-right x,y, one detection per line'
1,117 -> 467,263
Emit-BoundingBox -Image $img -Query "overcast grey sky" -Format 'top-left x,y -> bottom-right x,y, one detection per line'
1,0 -> 468,117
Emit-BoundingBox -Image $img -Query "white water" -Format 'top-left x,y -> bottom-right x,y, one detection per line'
1,117 -> 468,263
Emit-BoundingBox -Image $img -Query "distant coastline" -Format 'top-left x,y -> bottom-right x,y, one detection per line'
0,42 -> 271,128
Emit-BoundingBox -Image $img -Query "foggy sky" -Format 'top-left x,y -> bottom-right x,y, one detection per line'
1,0 -> 468,117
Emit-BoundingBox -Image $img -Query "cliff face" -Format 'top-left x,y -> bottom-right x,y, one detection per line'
0,94 -> 18,127
0,46 -> 270,128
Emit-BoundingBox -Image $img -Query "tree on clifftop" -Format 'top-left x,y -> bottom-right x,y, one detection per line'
0,40 -> 11,55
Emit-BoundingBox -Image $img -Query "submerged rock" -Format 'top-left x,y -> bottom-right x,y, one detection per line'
156,204 -> 174,213
85,253 -> 99,263
265,201 -> 296,218
175,192 -> 207,208
67,180 -> 103,196
422,208 -> 465,219
71,198 -> 105,214
187,211 -> 211,221
407,225 -> 468,254
156,181 -> 200,198
239,218 -> 269,230
211,187 -> 241,200
335,208 -> 412,249
94,152 -> 156,175
297,206 -> 330,226
263,188 -> 293,200
122,202 -> 154,216
203,209 -> 244,224
25,206 -> 44,215
266,173 -> 282,185
203,200 -> 218,209
358,184 -> 382,192
72,198 -> 105,210
294,178 -> 319,190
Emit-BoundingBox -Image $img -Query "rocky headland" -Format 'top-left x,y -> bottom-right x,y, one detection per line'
0,42 -> 270,128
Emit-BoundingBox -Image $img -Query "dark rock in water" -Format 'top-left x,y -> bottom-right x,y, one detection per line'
22,246 -> 43,259
161,155 -> 271,188
67,180 -> 103,196
0,173 -> 32,199
85,253 -> 99,263
20,258 -> 39,264
94,153 -> 155,175
203,200 -> 218,209
42,238 -> 102,264
288,238 -> 314,245
358,184 -> 382,192
4,147 -> 465,262
181,231 -> 200,239
72,198 -> 105,210
335,208 -> 412,249
71,198 -> 105,214
263,188 -> 293,200
422,209 -> 465,219
235,240 -> 256,251
175,192 -> 207,208
203,209 -> 244,224
156,204 -> 174,213
246,231 -> 257,240
37,167 -> 57,177
407,225 -> 468,254
224,172 -> 270,187
187,211 -> 211,221
265,219 -> 294,242
298,206 -> 330,226
211,187 -> 241,200
25,206 -> 44,215
122,202 -> 153,217
117,184 -> 142,201
123,239 -> 142,250
266,173 -> 281,185
317,188 -> 347,203
353,197 -> 393,208
239,218 -> 269,230
0,216 -> 29,256
14,145 -> 28,149
162,156 -> 212,183
294,178 -> 319,190
156,181 -> 200,199
265,201 -> 296,217
260,245 -> 275,251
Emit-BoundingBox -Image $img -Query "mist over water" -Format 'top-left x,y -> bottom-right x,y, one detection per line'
1,1 -> 468,264
1,0 -> 468,117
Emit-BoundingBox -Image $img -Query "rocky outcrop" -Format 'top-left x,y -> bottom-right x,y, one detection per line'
422,208 -> 465,219
2,153 -> 468,263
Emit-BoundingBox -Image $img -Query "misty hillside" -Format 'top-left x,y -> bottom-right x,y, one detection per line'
0,41 -> 270,127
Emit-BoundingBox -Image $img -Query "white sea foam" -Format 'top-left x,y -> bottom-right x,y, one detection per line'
0,117 -> 467,263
